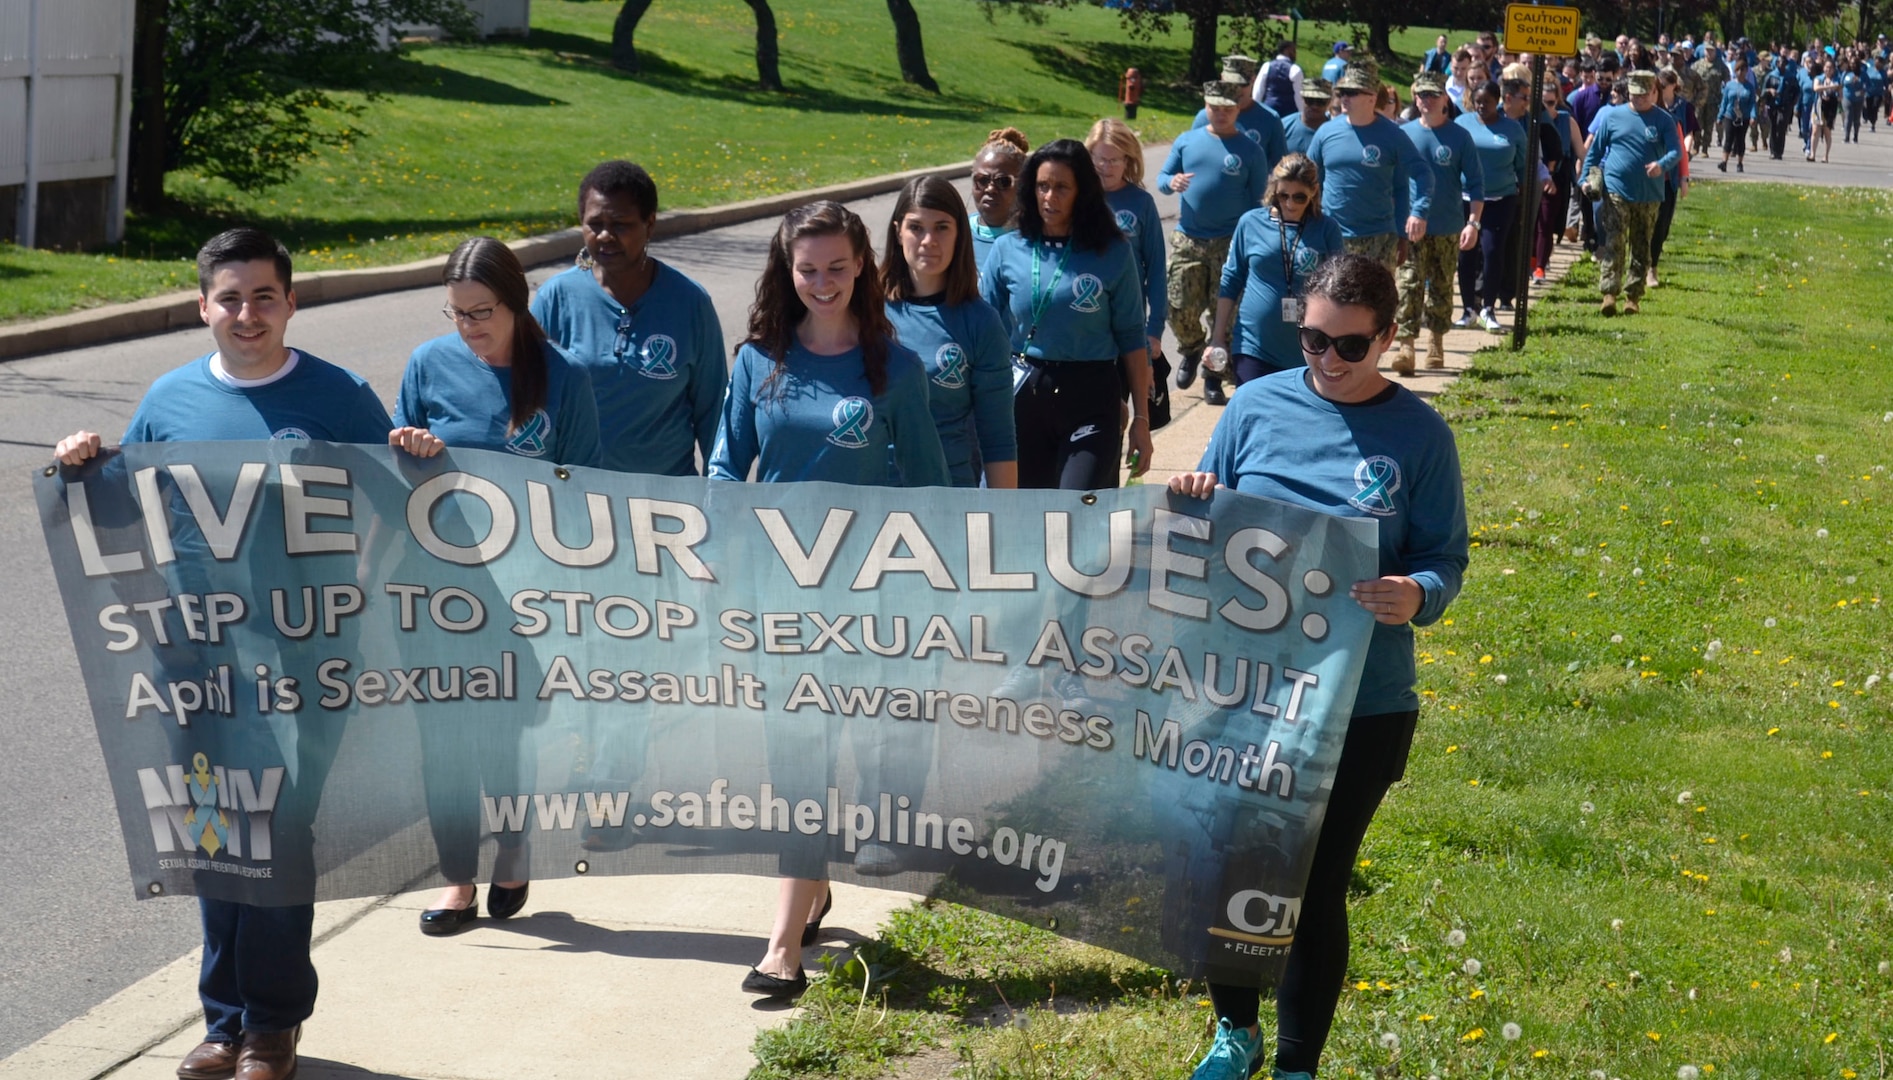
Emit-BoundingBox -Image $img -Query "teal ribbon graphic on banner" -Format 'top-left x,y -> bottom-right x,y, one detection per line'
36,442 -> 1379,987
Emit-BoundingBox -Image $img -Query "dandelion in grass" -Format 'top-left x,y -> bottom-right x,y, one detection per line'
1446,928 -> 1466,947
1879,960 -> 1890,975
1380,1032 -> 1400,1051
1764,617 -> 1778,628
1502,1022 -> 1522,1041
1816,454 -> 1827,464
1611,918 -> 1623,931
1678,1067 -> 1700,1080
1867,675 -> 1882,690
1817,528 -> 1830,539
1611,633 -> 1625,643
1677,790 -> 1693,804
1581,801 -> 1595,814
1464,958 -> 1483,976
1493,674 -> 1508,685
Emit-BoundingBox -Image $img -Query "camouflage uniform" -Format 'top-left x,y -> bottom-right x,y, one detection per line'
1396,234 -> 1459,338
1693,55 -> 1728,144
1166,232 -> 1231,362
1342,232 -> 1400,271
1671,61 -> 1705,137
1599,194 -> 1658,301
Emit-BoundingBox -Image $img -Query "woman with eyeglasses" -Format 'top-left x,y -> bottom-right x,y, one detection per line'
970,128 -> 1030,273
1203,154 -> 1343,387
531,160 -> 727,476
883,176 -> 1018,488
709,201 -> 949,999
982,138 -> 1152,489
389,236 -> 602,936
1168,253 -> 1468,1080
1086,118 -> 1167,369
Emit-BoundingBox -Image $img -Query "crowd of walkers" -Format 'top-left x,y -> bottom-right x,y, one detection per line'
58,21 -> 1892,1080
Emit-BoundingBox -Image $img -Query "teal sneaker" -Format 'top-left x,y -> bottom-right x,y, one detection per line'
1270,1071 -> 1315,1080
1189,1019 -> 1262,1080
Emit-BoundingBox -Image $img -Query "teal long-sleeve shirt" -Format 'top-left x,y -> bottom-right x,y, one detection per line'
1400,118 -> 1484,235
979,232 -> 1146,363
1720,80 -> 1756,122
1104,183 -> 1168,340
1454,111 -> 1527,199
1582,103 -> 1682,203
394,334 -> 602,467
886,296 -> 1017,487
1306,115 -> 1435,238
1192,102 -> 1288,172
1158,126 -> 1271,239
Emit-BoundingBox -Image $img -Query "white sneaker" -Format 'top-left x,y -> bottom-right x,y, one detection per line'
1478,308 -> 1504,333
1452,310 -> 1474,328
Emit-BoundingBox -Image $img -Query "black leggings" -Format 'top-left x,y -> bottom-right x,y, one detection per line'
1014,359 -> 1123,490
1231,353 -> 1296,386
1457,194 -> 1515,312
1724,119 -> 1749,159
1206,709 -> 1419,1075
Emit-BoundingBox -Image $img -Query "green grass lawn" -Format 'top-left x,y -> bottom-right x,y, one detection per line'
0,4 -> 1456,325
749,180 -> 1893,1079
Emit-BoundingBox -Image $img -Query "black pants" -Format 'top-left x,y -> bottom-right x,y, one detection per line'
1725,118 -> 1749,160
1768,106 -> 1794,157
1014,359 -> 1123,490
1458,194 -> 1515,312
1206,710 -> 1419,1074
1232,353 -> 1296,386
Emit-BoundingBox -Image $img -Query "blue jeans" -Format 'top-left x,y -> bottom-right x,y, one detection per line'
198,899 -> 317,1041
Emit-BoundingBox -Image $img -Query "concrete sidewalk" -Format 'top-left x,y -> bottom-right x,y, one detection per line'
1,186 -> 1588,1080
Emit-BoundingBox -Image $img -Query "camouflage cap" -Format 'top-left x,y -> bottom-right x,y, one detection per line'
1302,77 -> 1335,101
1625,69 -> 1657,94
1203,80 -> 1242,107
1410,71 -> 1448,95
1221,53 -> 1260,83
1335,58 -> 1381,92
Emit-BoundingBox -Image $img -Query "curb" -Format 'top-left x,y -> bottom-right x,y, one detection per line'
0,159 -> 975,363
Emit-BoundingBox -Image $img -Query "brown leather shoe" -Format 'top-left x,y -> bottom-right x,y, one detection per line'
236,1027 -> 300,1080
177,1039 -> 240,1080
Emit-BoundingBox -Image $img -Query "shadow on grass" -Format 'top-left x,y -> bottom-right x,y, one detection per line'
1001,35 -> 1199,118
357,52 -> 568,107
127,204 -> 570,263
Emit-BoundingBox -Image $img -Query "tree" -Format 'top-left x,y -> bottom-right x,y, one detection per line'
743,0 -> 784,91
611,0 -> 655,72
133,0 -> 475,197
1107,0 -> 1278,83
886,0 -> 939,92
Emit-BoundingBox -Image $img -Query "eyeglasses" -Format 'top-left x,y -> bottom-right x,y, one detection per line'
1415,90 -> 1443,101
442,305 -> 498,323
1299,325 -> 1384,363
1274,191 -> 1312,204
971,172 -> 1015,191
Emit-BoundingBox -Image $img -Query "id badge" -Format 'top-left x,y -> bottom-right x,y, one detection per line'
1281,298 -> 1305,324
1011,352 -> 1032,393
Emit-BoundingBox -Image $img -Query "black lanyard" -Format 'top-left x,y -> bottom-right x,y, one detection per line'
1275,213 -> 1302,293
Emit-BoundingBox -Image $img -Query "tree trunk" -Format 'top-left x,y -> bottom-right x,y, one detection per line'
128,0 -> 168,214
1188,1 -> 1223,85
611,0 -> 655,73
744,0 -> 783,91
1366,16 -> 1392,62
885,0 -> 939,92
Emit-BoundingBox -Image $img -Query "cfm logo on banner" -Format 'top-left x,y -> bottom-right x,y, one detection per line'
36,441 -> 1381,987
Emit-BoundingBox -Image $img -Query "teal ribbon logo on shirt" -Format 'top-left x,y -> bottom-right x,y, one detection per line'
1245,128 -> 1263,146
1070,273 -> 1105,313
271,427 -> 311,441
1349,455 -> 1402,517
1115,209 -> 1139,237
1361,144 -> 1383,166
641,334 -> 680,380
506,410 -> 552,457
1221,153 -> 1244,175
933,344 -> 968,390
1433,145 -> 1453,165
827,397 -> 874,449
1294,247 -> 1320,274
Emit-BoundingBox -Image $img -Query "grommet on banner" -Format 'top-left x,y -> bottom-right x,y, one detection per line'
43,465 -> 56,477
574,860 -> 590,875
555,467 -> 571,481
148,881 -> 164,896
1080,493 -> 1097,505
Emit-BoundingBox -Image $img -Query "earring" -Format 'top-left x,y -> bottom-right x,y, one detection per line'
576,247 -> 596,271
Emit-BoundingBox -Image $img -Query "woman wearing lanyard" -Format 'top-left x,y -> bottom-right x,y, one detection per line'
883,175 -> 1019,488
531,160 -> 726,477
1203,154 -> 1345,386
970,128 -> 1030,273
980,139 -> 1152,489
389,236 -> 603,935
1171,254 -> 1468,1080
709,201 -> 949,1000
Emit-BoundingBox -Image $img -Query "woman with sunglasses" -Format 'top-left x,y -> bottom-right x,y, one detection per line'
1168,253 -> 1468,1080
389,236 -> 602,935
982,139 -> 1152,489
1453,82 -> 1526,333
883,176 -> 1018,488
531,160 -> 726,476
710,201 -> 949,999
970,128 -> 1030,273
1203,154 -> 1343,387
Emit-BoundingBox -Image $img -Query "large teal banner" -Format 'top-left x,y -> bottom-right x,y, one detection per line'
37,442 -> 1378,985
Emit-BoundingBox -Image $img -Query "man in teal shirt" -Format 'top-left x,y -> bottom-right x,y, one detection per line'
1582,70 -> 1680,315
1306,58 -> 1434,271
1191,54 -> 1287,172
1395,72 -> 1484,374
1283,79 -> 1333,157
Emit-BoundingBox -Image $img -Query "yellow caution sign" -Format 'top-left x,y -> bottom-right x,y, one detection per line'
1504,3 -> 1581,56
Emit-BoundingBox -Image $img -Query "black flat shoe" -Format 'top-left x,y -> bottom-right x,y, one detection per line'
419,887 -> 479,936
487,882 -> 530,920
800,887 -> 833,948
742,966 -> 808,999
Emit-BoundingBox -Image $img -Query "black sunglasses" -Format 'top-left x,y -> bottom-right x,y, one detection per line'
1275,190 -> 1312,204
971,173 -> 1015,191
1335,87 -> 1369,99
1299,325 -> 1384,363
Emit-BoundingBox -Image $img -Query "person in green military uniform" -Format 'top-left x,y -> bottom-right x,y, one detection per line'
1393,72 -> 1484,375
1582,70 -> 1681,315
1692,45 -> 1729,151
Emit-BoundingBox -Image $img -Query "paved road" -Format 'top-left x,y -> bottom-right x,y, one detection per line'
0,154 -> 1186,1057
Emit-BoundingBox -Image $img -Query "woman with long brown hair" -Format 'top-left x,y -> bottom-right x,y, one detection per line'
709,201 -> 948,998
883,175 -> 1017,488
389,235 -> 601,935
